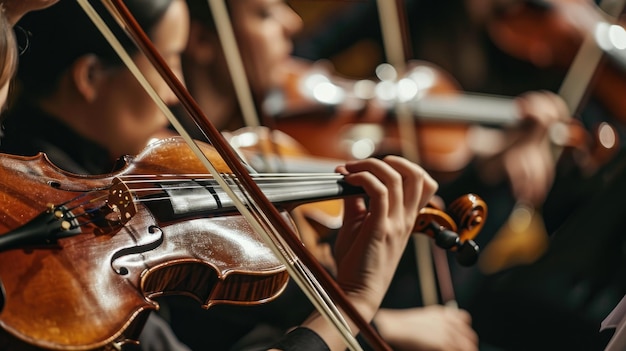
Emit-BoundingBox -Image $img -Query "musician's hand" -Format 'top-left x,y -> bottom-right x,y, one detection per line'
478,91 -> 568,206
299,156 -> 437,350
333,156 -> 437,316
1,0 -> 58,25
375,306 -> 479,351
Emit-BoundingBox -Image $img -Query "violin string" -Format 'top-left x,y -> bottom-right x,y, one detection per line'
48,173 -> 347,221
123,178 -> 349,206
113,174 -> 346,194
122,177 -> 344,189
55,199 -> 112,231
115,172 -> 344,180
55,189 -> 107,208
56,191 -> 108,214
50,170 -> 350,235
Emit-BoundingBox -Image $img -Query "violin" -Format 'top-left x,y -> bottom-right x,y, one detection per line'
263,57 -> 601,178
487,0 -> 626,124
0,136 -> 486,350
486,0 -> 590,69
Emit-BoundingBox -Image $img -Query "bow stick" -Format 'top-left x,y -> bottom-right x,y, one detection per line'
79,1 -> 390,350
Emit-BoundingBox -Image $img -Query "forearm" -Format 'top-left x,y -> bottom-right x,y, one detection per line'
296,297 -> 378,351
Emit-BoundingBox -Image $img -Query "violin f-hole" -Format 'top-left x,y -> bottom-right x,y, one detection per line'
110,225 -> 164,275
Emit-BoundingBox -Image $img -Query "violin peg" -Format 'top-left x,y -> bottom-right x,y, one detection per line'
434,227 -> 460,250
456,239 -> 480,267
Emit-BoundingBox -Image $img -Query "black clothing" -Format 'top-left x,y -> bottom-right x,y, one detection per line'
0,102 -> 116,175
468,148 -> 626,351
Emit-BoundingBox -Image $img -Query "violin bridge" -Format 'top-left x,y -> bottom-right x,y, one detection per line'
107,177 -> 138,225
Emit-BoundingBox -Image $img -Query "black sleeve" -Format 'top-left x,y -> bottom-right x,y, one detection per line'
269,327 -> 330,351
269,322 -> 380,351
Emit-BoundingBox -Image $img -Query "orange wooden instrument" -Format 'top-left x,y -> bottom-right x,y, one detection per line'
0,136 -> 486,350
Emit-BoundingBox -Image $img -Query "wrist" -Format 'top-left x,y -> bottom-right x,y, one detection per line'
372,309 -> 396,345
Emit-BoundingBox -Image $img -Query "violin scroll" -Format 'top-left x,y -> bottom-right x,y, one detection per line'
416,194 -> 486,266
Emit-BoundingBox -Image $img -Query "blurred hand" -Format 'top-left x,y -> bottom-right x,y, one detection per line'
375,305 -> 479,351
478,90 -> 569,206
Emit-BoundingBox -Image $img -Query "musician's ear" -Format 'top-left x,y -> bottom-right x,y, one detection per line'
70,54 -> 105,103
185,21 -> 217,63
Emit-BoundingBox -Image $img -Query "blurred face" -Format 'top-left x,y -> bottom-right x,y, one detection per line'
229,0 -> 302,95
1,0 -> 60,25
91,0 -> 189,158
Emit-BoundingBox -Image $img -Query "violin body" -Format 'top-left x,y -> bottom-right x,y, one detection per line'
0,137 -> 289,350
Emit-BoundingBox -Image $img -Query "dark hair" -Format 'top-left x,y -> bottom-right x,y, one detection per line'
185,0 -> 223,30
15,0 -> 173,98
0,7 -> 18,89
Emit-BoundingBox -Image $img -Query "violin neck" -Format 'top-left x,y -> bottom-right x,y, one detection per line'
409,93 -> 520,127
145,175 -> 360,220
242,154 -> 341,174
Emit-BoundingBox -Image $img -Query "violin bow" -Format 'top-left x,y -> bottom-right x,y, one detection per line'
206,0 -> 283,174
375,0 -> 458,307
78,1 -> 390,350
206,0 -> 260,130
375,0 -> 419,163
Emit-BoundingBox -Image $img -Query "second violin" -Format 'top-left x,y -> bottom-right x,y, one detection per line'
263,58 -> 598,176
